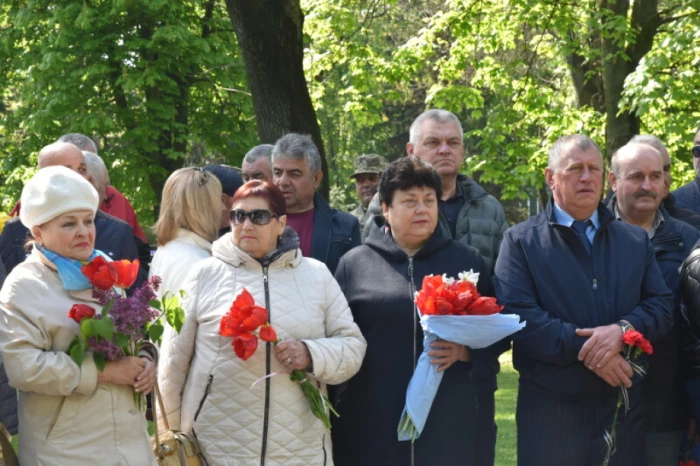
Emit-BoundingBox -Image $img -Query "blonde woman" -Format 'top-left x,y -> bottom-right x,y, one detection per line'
149,167 -> 223,301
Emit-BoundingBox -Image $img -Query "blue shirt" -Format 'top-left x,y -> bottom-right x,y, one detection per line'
552,202 -> 599,245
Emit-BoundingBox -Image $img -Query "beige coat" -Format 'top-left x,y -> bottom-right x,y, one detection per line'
0,248 -> 157,466
158,233 -> 367,466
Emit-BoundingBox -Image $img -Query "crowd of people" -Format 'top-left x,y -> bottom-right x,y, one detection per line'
0,109 -> 698,465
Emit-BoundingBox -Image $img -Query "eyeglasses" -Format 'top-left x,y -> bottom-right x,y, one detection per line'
193,167 -> 210,187
692,146 -> 700,158
229,209 -> 279,225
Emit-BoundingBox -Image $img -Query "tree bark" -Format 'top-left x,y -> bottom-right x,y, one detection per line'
224,0 -> 330,199
597,0 -> 659,158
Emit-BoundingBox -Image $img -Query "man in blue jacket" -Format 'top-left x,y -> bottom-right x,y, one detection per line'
272,133 -> 360,274
495,134 -> 674,466
607,142 -> 700,465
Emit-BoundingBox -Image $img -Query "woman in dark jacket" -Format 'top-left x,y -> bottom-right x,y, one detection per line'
332,156 -> 492,465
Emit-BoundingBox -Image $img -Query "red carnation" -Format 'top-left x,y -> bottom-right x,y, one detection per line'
622,329 -> 653,355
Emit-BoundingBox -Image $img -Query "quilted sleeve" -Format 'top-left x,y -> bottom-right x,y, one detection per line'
301,268 -> 367,385
157,268 -> 201,431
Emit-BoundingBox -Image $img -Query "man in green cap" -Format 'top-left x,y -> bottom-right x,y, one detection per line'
348,153 -> 388,233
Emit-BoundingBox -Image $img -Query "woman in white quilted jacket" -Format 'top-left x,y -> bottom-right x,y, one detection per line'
158,180 -> 367,466
0,166 -> 157,466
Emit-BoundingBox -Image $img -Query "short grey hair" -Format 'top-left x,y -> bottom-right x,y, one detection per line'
82,151 -> 110,186
58,133 -> 98,153
243,144 -> 273,164
271,134 -> 322,173
610,142 -> 662,177
629,135 -> 667,157
409,109 -> 464,144
548,134 -> 602,171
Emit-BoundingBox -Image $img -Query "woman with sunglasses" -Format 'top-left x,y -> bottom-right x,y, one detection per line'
158,180 -> 366,465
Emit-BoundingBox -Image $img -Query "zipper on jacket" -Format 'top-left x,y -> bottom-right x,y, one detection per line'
407,257 -> 416,466
260,265 -> 271,466
193,374 -> 214,423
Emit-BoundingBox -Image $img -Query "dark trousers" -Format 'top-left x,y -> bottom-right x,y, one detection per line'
517,385 -> 645,466
474,390 -> 496,466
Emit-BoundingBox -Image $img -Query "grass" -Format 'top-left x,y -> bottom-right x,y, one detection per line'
495,350 -> 518,466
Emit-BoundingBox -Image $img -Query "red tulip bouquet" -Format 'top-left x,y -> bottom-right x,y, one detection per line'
601,329 -> 653,466
398,270 -> 526,441
67,256 -> 186,410
219,289 -> 338,430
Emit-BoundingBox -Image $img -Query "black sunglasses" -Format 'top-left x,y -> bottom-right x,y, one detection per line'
693,145 -> 700,158
229,209 -> 279,226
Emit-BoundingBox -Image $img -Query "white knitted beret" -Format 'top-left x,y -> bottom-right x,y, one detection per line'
20,166 -> 99,229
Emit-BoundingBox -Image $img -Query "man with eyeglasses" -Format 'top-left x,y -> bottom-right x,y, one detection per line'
271,133 -> 360,275
671,127 -> 700,215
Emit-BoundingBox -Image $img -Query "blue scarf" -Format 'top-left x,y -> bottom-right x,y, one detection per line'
37,245 -> 112,291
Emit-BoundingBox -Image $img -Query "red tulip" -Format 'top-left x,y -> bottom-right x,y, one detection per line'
68,304 -> 96,323
239,306 -> 268,332
466,296 -> 503,315
259,325 -> 278,343
112,259 -> 139,289
81,256 -> 118,290
233,333 -> 258,360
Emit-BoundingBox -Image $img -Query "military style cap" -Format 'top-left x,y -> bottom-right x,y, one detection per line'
351,154 -> 388,178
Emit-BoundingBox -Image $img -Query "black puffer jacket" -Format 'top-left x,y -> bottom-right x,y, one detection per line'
679,241 -> 700,377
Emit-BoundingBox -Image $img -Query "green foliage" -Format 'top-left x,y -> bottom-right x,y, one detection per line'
303,0 -> 699,206
0,0 -> 258,222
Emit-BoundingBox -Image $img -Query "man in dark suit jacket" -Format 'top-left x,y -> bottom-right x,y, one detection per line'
271,133 -> 360,274
495,134 -> 674,466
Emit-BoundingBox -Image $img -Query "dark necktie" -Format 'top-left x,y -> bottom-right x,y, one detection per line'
571,220 -> 592,255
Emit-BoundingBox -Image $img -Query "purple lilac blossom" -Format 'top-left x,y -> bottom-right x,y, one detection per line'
86,276 -> 162,360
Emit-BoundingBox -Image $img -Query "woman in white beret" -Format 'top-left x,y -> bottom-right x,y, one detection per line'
0,166 -> 157,466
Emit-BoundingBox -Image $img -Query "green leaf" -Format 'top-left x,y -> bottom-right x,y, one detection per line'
166,307 -> 185,333
81,318 -> 97,338
70,343 -> 85,367
148,324 -> 164,343
93,318 -> 114,340
93,352 -> 106,372
115,332 -> 130,348
149,299 -> 162,310
101,300 -> 113,317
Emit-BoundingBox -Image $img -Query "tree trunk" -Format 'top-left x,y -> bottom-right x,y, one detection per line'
224,0 -> 330,199
598,0 -> 659,158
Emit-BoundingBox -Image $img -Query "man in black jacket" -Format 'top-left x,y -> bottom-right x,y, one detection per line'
495,134 -> 674,466
672,127 -> 700,214
608,142 -> 700,464
271,133 -> 360,274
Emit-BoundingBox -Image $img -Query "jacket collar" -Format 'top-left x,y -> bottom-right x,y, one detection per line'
546,198 -> 615,229
311,193 -> 332,262
174,228 -> 212,254
364,215 -> 453,262
456,174 -> 488,202
212,226 -> 302,269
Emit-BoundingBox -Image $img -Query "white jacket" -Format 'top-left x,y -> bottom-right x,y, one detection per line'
158,231 -> 366,466
150,229 -> 212,350
0,248 -> 156,466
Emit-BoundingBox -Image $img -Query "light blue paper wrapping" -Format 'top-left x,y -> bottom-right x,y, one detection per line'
398,313 -> 526,441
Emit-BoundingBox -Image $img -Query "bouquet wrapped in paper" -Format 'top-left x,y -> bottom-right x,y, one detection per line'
398,270 -> 525,441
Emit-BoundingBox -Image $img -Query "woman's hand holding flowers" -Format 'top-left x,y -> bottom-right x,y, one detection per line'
97,356 -> 146,386
134,357 -> 156,395
428,341 -> 470,373
275,339 -> 312,371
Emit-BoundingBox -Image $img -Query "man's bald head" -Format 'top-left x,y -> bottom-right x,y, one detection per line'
38,142 -> 88,179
